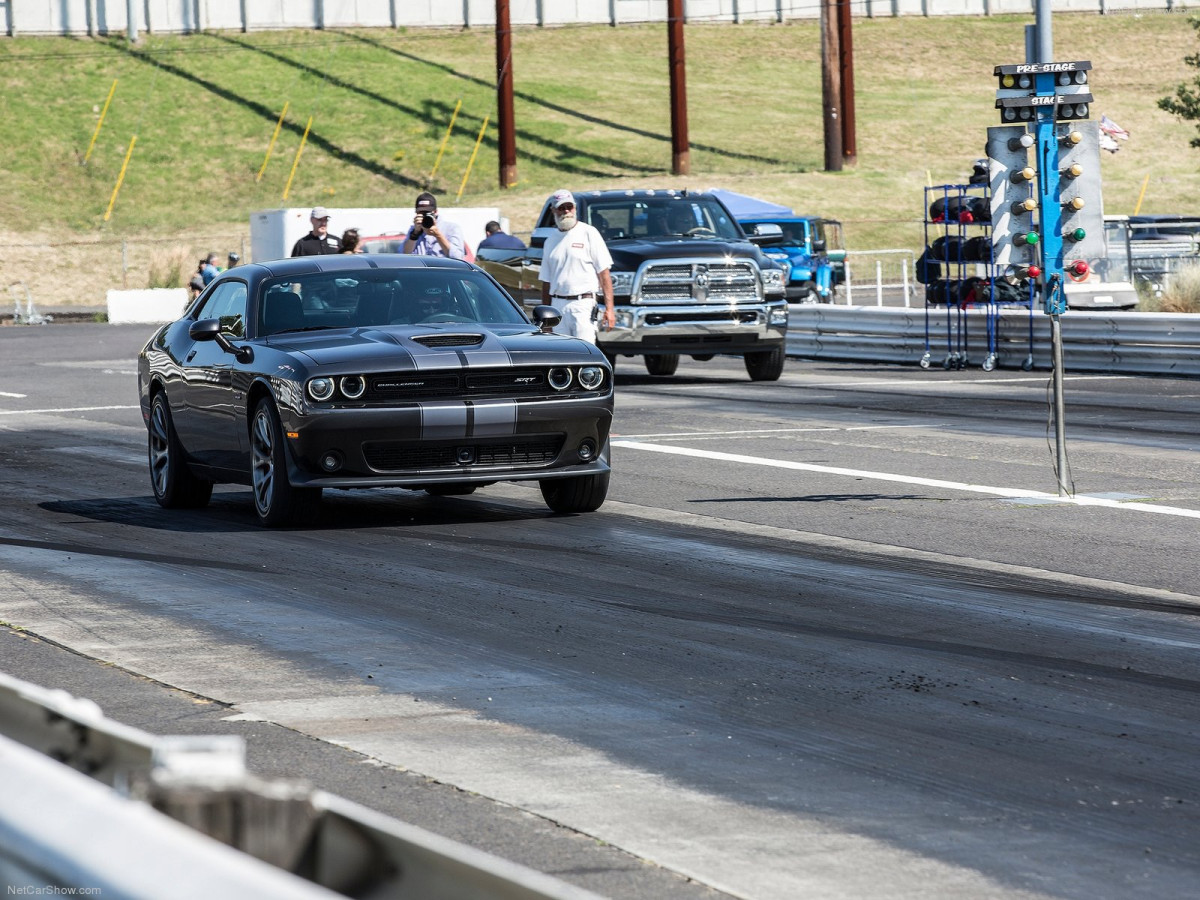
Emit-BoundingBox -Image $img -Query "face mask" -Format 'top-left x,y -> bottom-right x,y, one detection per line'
554,209 -> 577,231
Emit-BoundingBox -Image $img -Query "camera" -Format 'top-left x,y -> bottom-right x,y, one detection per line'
421,213 -> 436,229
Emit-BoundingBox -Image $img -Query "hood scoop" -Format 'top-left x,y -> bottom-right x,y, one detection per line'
411,333 -> 485,348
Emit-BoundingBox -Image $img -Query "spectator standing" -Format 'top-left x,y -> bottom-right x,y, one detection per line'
478,220 -> 526,251
226,252 -> 241,269
402,192 -> 466,260
539,189 -> 615,342
290,207 -> 340,256
339,228 -> 362,254
200,253 -> 221,285
188,259 -> 206,301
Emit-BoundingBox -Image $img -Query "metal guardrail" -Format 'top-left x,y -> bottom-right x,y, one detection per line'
786,306 -> 1200,376
0,673 -> 603,900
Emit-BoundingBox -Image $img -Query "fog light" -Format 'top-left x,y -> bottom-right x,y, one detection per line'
320,451 -> 343,472
456,446 -> 476,465
578,438 -> 597,461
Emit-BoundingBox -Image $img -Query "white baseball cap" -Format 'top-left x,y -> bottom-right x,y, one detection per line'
549,189 -> 575,209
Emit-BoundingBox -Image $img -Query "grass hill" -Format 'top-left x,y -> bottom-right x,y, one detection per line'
1,12 -> 1197,306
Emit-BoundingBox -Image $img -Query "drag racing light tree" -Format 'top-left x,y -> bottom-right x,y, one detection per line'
987,126 -> 1042,282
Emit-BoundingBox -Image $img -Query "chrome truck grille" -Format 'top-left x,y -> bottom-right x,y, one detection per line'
637,260 -> 760,304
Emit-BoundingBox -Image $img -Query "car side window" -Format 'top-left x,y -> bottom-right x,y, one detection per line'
196,281 -> 248,337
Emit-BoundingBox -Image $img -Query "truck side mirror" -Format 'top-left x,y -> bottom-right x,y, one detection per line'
746,223 -> 784,246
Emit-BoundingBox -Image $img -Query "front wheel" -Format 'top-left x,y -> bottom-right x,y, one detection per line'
644,354 -> 680,376
539,472 -> 610,514
148,392 -> 213,509
744,346 -> 785,381
250,397 -> 322,527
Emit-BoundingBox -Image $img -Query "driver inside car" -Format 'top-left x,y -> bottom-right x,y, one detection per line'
416,284 -> 455,322
667,205 -> 698,235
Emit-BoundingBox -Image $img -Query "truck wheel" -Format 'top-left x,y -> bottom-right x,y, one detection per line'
744,346 -> 785,381
798,281 -> 820,304
539,472 -> 609,514
644,354 -> 680,376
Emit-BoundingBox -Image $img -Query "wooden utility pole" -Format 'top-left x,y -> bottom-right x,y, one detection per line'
837,0 -> 857,166
820,0 -> 842,172
496,0 -> 518,188
667,0 -> 690,175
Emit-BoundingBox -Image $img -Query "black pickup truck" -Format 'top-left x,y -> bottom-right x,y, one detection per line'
476,189 -> 790,381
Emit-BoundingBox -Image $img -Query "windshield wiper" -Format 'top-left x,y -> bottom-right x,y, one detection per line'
272,325 -> 340,334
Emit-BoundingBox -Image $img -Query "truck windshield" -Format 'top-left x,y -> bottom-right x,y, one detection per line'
585,199 -> 743,242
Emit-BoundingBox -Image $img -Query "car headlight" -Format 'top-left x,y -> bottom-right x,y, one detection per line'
614,310 -> 634,329
761,268 -> 785,290
578,366 -> 605,390
769,306 -> 789,326
339,375 -> 365,399
548,368 -> 573,390
307,377 -> 334,401
609,271 -> 634,296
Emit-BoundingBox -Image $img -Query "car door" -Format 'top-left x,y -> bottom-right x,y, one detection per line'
176,280 -> 249,472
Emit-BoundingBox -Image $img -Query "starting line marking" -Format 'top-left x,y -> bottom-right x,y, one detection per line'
612,440 -> 1200,520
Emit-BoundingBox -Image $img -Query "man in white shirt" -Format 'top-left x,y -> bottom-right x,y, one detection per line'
539,189 -> 615,343
402,191 -> 466,260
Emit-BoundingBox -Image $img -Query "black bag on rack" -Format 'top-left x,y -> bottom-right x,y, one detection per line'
924,279 -> 961,304
928,197 -> 948,222
930,235 -> 964,261
949,196 -> 991,224
962,235 -> 992,262
916,247 -> 941,284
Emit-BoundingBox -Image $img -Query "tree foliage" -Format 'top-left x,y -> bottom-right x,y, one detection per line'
1159,17 -> 1200,149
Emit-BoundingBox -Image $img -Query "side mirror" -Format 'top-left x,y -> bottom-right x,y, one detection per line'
188,317 -> 253,363
188,318 -> 222,341
812,240 -> 827,252
531,305 -> 562,333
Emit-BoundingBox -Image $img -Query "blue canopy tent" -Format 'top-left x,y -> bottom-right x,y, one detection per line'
707,188 -> 794,218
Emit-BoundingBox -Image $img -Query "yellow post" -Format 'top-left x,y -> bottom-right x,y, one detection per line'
103,134 -> 137,221
456,114 -> 490,202
256,100 -> 290,182
1133,173 -> 1150,216
430,99 -> 462,180
283,115 -> 314,202
84,79 -> 118,166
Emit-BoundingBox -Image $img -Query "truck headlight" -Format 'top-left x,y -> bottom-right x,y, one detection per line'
761,268 -> 785,293
614,310 -> 634,329
769,306 -> 789,326
609,271 -> 634,296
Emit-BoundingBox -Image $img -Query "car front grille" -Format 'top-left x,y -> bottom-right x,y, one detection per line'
366,369 -> 557,402
637,261 -> 760,305
362,436 -> 564,471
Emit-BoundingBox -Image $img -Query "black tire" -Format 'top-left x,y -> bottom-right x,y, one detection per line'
250,397 -> 322,527
424,483 -> 478,496
539,471 -> 610,514
744,346 -> 785,382
797,281 -> 820,304
644,354 -> 680,377
148,392 -> 213,509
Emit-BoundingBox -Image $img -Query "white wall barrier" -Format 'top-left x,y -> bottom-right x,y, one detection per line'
786,305 -> 1200,376
0,672 -> 603,900
1,0 -> 1185,37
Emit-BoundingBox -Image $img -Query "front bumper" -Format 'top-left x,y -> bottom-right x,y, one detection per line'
278,394 -> 612,488
598,302 -> 788,355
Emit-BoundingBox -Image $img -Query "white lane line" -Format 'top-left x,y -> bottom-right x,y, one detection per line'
798,374 -> 1133,388
613,440 -> 1200,520
0,391 -> 27,398
618,424 -> 939,439
0,405 -> 138,416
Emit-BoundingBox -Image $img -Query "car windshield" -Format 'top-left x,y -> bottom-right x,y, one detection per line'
257,268 -> 528,336
583,198 -> 743,242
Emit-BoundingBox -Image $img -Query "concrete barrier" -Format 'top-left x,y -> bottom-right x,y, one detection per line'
106,288 -> 189,325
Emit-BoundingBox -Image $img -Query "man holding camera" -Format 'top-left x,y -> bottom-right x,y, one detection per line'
402,192 -> 466,260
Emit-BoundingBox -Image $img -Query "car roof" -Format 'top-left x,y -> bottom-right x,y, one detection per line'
239,255 -> 474,278
570,189 -> 722,203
